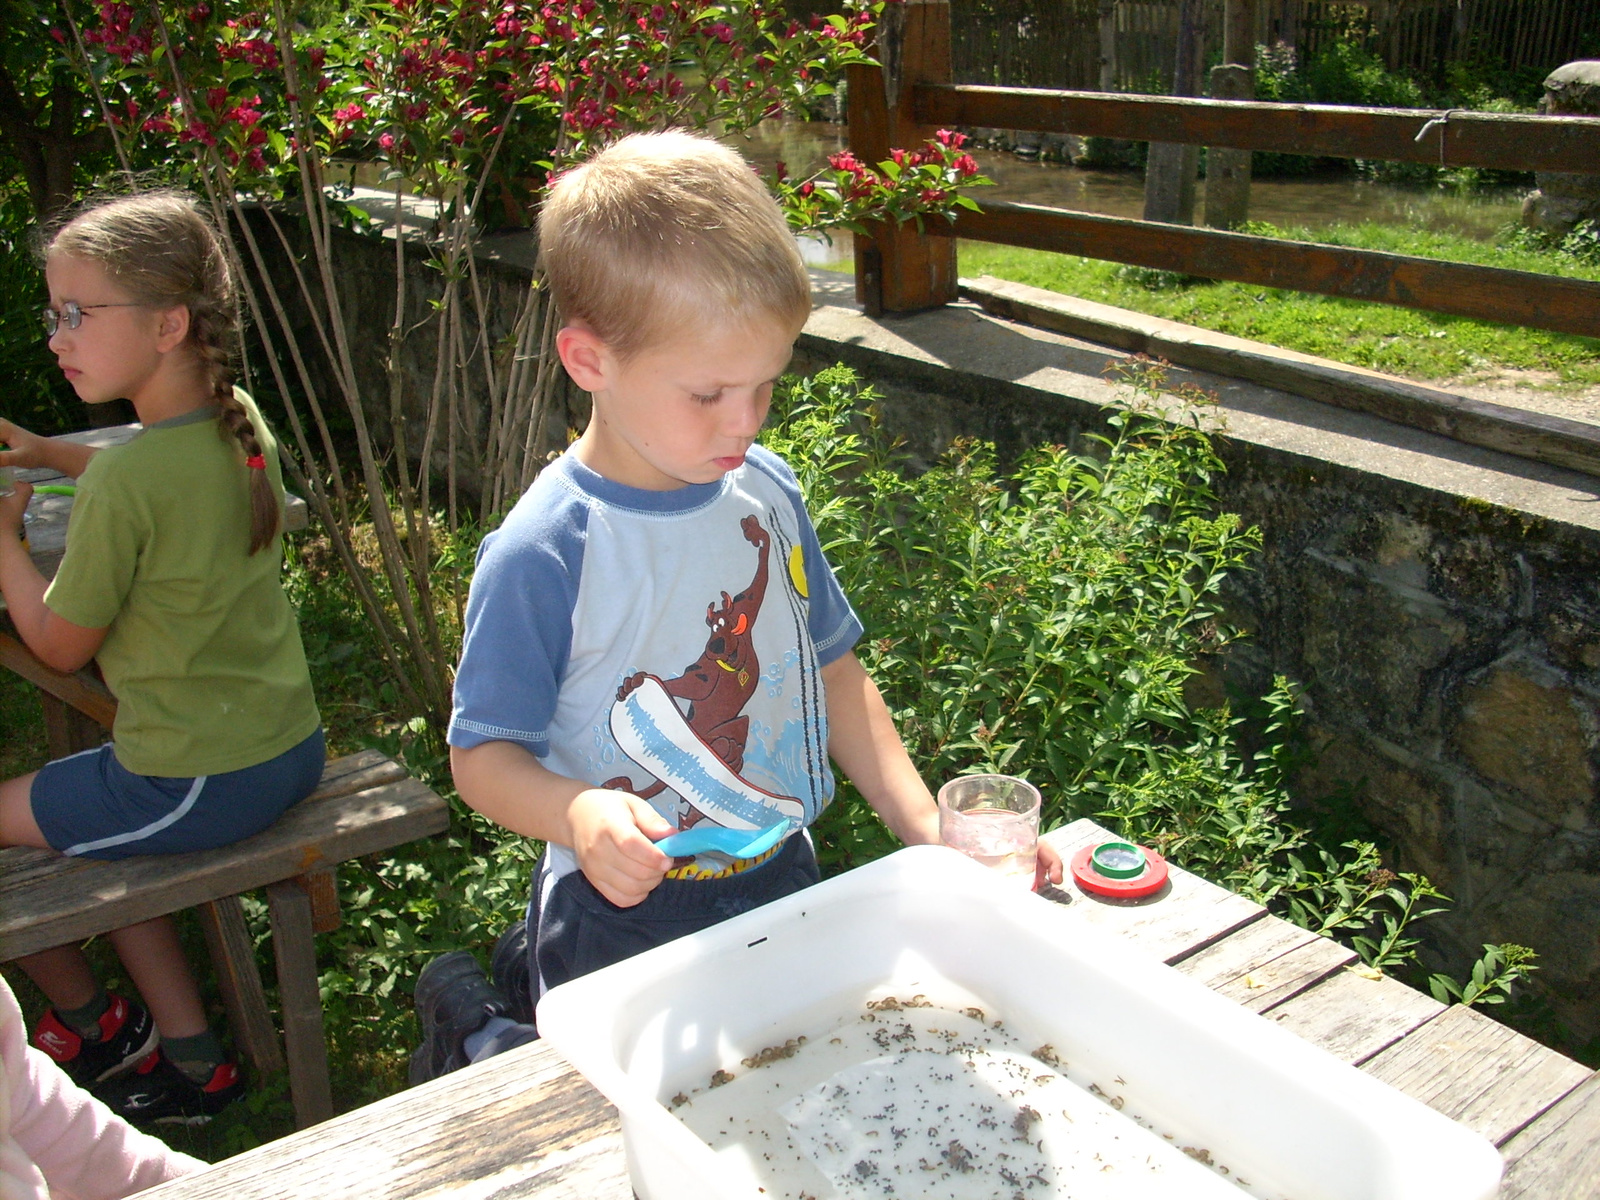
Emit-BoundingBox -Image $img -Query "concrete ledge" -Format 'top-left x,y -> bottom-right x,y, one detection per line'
960,274 -> 1600,480
799,270 -> 1600,536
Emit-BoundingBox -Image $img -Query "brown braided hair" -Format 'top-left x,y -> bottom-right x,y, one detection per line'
48,192 -> 279,554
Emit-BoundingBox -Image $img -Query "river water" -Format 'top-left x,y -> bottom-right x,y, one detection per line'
727,120 -> 1526,267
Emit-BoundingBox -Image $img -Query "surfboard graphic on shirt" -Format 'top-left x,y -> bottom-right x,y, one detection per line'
610,675 -> 804,829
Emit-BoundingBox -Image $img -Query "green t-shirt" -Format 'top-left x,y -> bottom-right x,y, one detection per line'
43,391 -> 320,777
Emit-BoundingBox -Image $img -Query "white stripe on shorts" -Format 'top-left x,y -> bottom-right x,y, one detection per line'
63,775 -> 209,857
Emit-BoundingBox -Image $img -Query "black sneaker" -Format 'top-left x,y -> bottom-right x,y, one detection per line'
490,920 -> 536,1026
408,951 -> 509,1086
94,1049 -> 244,1125
33,994 -> 158,1086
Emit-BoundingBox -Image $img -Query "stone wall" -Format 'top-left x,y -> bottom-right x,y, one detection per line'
793,293 -> 1600,1054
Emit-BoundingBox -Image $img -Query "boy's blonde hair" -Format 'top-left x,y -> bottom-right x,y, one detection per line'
49,191 -> 279,555
539,131 -> 810,359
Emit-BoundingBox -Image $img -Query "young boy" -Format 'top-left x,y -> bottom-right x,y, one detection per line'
410,131 -> 1059,1081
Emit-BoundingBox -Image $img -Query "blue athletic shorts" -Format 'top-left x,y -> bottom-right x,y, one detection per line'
31,727 -> 325,860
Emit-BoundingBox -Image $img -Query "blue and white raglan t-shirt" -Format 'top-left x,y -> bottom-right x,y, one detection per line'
448,444 -> 863,883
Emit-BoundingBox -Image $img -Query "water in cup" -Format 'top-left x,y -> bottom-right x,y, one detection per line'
941,806 -> 1038,882
0,466 -> 13,498
938,774 -> 1041,886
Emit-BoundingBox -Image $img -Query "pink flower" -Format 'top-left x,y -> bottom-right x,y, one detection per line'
935,129 -> 966,148
953,154 -> 979,177
379,132 -> 396,150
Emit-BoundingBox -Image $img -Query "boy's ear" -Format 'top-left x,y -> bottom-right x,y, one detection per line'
555,323 -> 610,392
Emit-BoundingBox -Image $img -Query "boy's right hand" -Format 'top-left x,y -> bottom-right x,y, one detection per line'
568,788 -> 676,908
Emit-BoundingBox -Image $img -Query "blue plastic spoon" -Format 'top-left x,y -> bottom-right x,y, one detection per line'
654,820 -> 791,859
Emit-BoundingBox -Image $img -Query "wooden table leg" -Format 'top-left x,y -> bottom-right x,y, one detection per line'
198,897 -> 286,1077
267,877 -> 334,1129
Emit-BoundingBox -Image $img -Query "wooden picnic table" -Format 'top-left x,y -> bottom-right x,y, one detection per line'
132,819 -> 1600,1198
0,423 -> 309,758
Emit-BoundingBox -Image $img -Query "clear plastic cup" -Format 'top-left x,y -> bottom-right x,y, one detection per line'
937,774 -> 1041,886
0,465 -> 13,498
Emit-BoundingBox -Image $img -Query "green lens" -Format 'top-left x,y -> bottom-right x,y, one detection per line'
1091,841 -> 1146,879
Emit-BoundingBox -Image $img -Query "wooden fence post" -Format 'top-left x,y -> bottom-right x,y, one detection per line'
848,0 -> 958,315
1204,0 -> 1255,230
1142,0 -> 1204,225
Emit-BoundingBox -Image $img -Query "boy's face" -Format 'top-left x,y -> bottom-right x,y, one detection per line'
564,317 -> 799,491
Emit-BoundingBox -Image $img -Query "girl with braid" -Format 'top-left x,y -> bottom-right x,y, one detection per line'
0,192 -> 322,1125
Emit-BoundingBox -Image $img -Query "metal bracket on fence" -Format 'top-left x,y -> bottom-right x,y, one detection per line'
1413,108 -> 1464,166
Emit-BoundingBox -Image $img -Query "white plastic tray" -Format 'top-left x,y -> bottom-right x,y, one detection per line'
537,845 -> 1502,1200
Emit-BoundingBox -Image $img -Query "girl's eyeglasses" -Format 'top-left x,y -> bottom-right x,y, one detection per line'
42,300 -> 143,335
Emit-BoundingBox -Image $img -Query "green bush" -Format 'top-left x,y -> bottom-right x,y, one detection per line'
765,361 -> 1533,993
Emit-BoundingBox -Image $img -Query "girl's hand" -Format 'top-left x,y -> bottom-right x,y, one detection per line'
0,479 -> 30,541
0,420 -> 48,471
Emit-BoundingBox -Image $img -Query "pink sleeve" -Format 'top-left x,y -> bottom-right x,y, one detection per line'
3,979 -> 205,1200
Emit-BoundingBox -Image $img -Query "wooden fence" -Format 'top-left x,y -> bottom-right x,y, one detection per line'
849,0 -> 1600,337
943,0 -> 1599,94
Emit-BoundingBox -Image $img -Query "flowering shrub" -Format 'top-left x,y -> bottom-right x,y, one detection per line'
62,0 -> 992,727
775,128 -> 989,236
69,0 -> 986,231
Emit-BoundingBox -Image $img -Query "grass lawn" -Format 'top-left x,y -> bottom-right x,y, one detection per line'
958,221 -> 1600,390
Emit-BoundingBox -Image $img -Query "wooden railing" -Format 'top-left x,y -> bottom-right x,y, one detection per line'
848,0 -> 1600,340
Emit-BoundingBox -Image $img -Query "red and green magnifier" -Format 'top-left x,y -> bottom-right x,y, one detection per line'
1070,839 -> 1170,899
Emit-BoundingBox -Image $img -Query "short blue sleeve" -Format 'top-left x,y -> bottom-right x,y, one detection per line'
448,479 -> 588,754
745,446 -> 862,665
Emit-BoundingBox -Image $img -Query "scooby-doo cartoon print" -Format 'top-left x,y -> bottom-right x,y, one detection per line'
606,513 -> 822,836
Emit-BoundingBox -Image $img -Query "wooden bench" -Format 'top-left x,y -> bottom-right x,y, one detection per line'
0,750 -> 449,1129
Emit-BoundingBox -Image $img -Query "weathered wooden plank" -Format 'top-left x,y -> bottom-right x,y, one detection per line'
914,84 -> 1600,174
1211,934 -> 1357,1013
0,775 -> 447,959
1170,911 -> 1311,985
1261,967 -> 1446,1064
1363,1004 -> 1591,1147
937,202 -> 1600,341
963,274 -> 1600,480
848,0 -> 958,314
1040,819 -> 1263,963
1500,1072 -> 1600,1200
267,877 -> 333,1129
132,1040 -> 628,1200
0,631 -> 118,729
197,896 -> 285,1076
1171,908 -> 1357,1014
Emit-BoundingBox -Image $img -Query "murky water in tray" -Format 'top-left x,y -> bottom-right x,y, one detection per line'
669,988 -> 1284,1200
725,120 -> 1525,268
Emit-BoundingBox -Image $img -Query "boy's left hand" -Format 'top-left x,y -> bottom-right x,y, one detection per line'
1035,840 -> 1065,892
